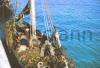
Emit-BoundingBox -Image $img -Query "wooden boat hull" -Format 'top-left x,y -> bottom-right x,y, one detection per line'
4,20 -> 75,68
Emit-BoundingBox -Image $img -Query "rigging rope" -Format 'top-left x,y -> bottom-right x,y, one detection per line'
41,0 -> 50,39
44,0 -> 52,37
42,0 -> 62,47
42,0 -> 56,39
44,0 -> 55,32
13,0 -> 18,31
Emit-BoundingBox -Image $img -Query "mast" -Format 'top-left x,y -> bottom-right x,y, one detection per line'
30,0 -> 36,35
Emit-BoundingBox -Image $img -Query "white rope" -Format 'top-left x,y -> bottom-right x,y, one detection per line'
43,0 -> 62,47
44,0 -> 55,32
44,0 -> 52,37
14,0 -> 18,18
13,0 -> 18,31
43,0 -> 56,39
41,0 -> 50,39
42,0 -> 55,39
43,0 -> 52,34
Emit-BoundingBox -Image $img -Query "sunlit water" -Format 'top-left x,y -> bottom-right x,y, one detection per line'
1,0 -> 100,68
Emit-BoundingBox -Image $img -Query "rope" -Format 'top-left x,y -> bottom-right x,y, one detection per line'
44,0 -> 56,32
14,0 -> 18,19
41,0 -> 50,39
42,0 -> 56,38
12,0 -> 18,32
13,0 -> 18,26
42,0 -> 62,47
43,0 -> 53,38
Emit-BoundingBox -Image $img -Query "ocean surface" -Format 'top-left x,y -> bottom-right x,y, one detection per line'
1,0 -> 100,68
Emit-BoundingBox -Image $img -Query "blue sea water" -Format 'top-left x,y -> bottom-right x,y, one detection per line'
4,0 -> 100,68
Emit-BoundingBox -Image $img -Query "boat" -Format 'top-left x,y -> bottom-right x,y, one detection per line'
2,0 -> 75,68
